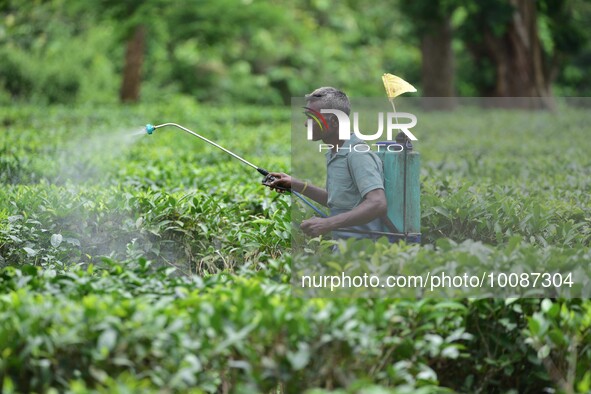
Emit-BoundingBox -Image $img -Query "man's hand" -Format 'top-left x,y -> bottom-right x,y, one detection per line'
266,173 -> 329,207
300,217 -> 334,237
299,189 -> 387,238
266,172 -> 292,193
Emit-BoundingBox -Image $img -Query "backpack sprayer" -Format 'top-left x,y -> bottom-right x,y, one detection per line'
380,73 -> 421,243
144,74 -> 422,242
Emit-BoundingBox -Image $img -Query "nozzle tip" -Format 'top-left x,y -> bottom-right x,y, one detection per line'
145,124 -> 155,135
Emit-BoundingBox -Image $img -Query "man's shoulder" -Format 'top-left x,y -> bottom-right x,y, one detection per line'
348,134 -> 366,146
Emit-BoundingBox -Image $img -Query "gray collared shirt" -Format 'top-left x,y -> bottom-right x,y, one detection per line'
325,135 -> 384,238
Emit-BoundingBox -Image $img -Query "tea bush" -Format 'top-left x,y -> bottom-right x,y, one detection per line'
1,103 -> 590,392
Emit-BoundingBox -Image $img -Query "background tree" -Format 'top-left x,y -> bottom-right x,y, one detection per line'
92,0 -> 167,103
458,0 -> 585,108
400,0 -> 459,109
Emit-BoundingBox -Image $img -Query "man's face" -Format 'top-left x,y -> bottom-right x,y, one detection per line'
305,101 -> 337,142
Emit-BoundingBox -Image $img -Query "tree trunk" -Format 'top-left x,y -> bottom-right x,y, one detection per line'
420,16 -> 456,110
483,0 -> 554,109
120,25 -> 146,103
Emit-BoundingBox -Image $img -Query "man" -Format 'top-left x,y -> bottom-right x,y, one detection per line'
268,87 -> 387,239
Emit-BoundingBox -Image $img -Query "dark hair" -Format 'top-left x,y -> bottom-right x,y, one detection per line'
305,87 -> 351,115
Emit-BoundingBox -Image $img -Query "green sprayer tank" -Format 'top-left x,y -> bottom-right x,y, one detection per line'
375,133 -> 421,243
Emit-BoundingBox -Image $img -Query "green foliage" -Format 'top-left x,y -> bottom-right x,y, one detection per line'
1,100 -> 591,392
0,0 -> 423,104
0,104 -> 290,274
1,262 -> 590,392
0,45 -> 84,104
0,1 -> 119,105
1,0 -> 590,103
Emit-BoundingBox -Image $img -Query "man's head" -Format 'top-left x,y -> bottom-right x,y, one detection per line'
305,87 -> 350,142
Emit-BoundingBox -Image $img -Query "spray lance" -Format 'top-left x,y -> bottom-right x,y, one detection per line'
144,123 -> 325,216
146,123 -> 273,178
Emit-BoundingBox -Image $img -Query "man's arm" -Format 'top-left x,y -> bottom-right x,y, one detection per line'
267,172 -> 328,207
300,188 -> 387,237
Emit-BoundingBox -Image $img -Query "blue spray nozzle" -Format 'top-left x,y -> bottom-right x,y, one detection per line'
145,124 -> 155,135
